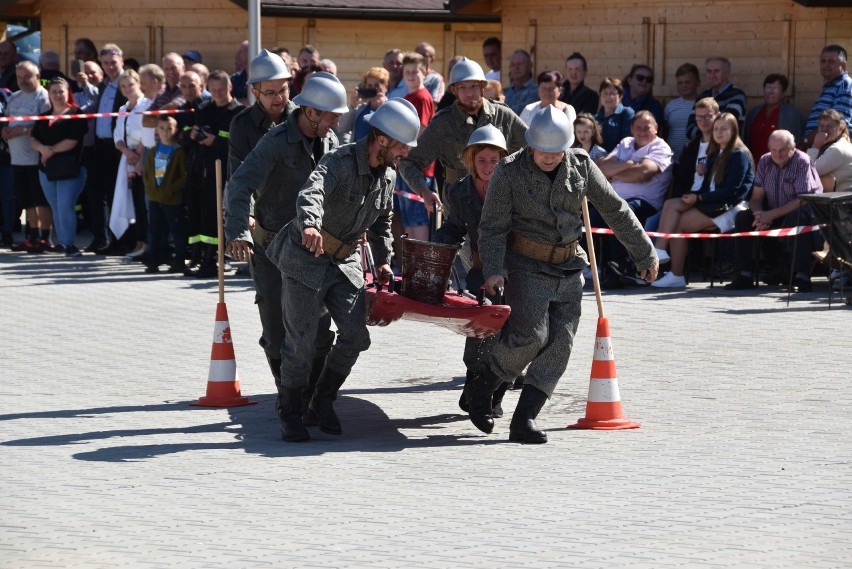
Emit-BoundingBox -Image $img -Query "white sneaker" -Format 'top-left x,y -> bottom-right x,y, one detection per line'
651,272 -> 686,288
655,248 -> 671,263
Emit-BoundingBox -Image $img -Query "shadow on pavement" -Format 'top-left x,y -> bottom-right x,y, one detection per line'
0,387 -> 498,462
0,252 -> 254,290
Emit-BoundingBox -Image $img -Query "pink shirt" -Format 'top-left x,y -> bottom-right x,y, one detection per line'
608,136 -> 673,210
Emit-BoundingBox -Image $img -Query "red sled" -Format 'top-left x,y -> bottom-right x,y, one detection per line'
365,278 -> 510,339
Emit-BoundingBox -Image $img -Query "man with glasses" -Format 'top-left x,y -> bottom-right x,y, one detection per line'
227,49 -> 293,177
685,56 -> 747,140
88,44 -> 128,254
224,70 -> 345,435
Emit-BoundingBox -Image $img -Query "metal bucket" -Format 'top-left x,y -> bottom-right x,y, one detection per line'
400,238 -> 460,304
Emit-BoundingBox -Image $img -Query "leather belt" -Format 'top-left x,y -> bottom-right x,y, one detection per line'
252,224 -> 277,248
320,228 -> 359,260
509,231 -> 578,264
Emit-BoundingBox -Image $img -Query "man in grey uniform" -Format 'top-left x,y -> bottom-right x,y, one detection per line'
470,107 -> 659,444
398,57 -> 527,211
224,71 -> 347,431
227,49 -> 295,177
265,98 -> 422,442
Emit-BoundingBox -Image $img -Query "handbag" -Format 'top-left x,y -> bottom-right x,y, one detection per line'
712,201 -> 749,233
43,152 -> 81,181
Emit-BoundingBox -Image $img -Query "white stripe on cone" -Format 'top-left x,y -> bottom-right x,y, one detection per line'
211,321 -> 232,344
587,378 -> 621,403
594,336 -> 614,360
208,359 -> 238,382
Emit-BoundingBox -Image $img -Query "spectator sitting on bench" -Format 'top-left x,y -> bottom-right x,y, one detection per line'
652,113 -> 754,288
807,109 -> 852,192
725,129 -> 823,292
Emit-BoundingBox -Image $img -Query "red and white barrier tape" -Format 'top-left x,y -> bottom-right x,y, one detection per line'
585,225 -> 821,239
393,188 -> 424,203
0,108 -> 194,124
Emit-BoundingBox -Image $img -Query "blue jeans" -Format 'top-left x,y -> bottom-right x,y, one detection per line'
39,168 -> 87,247
147,200 -> 188,265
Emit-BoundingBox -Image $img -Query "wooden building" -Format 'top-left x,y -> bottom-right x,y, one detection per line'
2,0 -> 500,89
2,0 -> 851,114
457,0 -> 852,115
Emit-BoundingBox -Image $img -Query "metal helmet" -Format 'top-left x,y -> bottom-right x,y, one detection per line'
524,105 -> 575,152
247,49 -> 291,84
292,71 -> 348,113
449,57 -> 487,85
365,98 -> 421,147
465,124 -> 507,152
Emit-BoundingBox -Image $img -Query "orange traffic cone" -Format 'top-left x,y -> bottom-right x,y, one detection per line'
568,317 -> 640,430
191,302 -> 256,407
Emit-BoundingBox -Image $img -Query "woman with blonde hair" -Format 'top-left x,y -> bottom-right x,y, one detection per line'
112,69 -> 155,257
433,124 -> 511,417
652,112 -> 754,288
336,67 -> 389,143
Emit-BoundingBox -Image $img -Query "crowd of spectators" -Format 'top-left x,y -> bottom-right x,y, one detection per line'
1,35 -> 851,291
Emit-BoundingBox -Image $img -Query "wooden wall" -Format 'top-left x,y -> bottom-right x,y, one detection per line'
33,0 -> 498,93
500,0 -> 852,117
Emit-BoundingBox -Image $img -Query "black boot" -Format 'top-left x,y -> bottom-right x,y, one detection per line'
309,367 -> 349,435
279,387 -> 310,442
458,370 -> 474,413
301,355 -> 327,427
508,385 -> 548,444
192,245 -> 218,278
267,357 -> 284,422
491,381 -> 509,418
466,368 -> 504,434
185,243 -> 202,269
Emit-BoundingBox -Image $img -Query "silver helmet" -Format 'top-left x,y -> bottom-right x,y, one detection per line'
292,71 -> 348,113
465,124 -> 507,152
365,98 -> 421,147
524,106 -> 575,152
449,57 -> 487,86
247,49 -> 291,84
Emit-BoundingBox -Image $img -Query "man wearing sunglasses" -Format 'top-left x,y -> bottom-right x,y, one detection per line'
622,64 -> 664,128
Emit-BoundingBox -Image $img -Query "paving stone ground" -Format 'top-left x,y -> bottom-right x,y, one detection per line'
1,247 -> 850,568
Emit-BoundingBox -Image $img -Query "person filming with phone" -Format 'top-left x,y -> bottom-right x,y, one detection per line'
336,67 -> 389,144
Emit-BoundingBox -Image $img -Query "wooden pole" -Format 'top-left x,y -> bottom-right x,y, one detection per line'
215,159 -> 225,305
581,196 -> 605,319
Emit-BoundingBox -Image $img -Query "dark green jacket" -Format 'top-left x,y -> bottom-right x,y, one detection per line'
143,145 -> 187,206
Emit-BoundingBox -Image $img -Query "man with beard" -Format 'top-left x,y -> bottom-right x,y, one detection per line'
264,98 -> 421,442
399,57 -> 527,211
227,49 -> 294,176
224,71 -> 343,435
